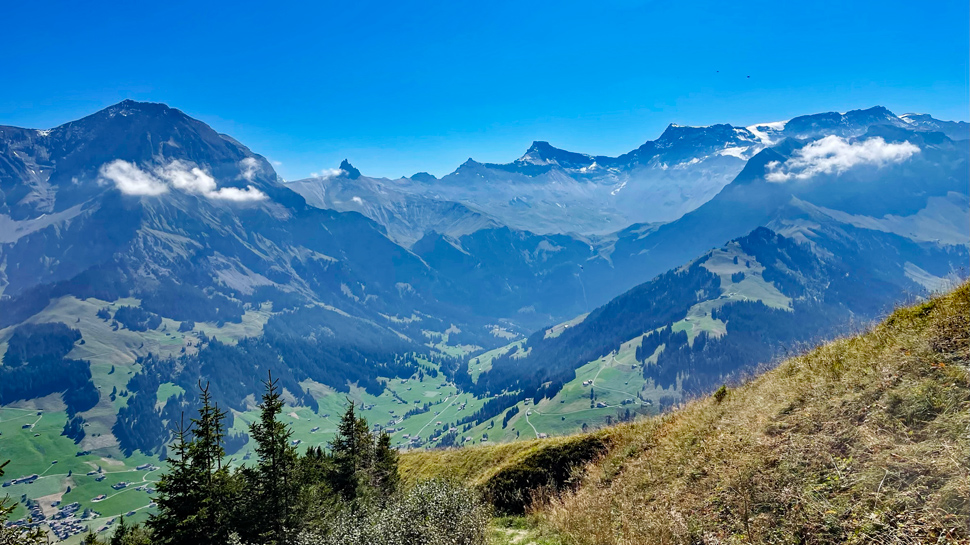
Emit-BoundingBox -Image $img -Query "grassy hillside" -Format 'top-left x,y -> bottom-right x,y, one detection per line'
402,282 -> 969,544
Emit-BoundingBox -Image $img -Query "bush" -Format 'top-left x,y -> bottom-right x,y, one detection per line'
482,436 -> 609,514
298,480 -> 490,545
713,384 -> 728,403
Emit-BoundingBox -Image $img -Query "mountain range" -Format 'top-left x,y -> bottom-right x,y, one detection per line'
287,106 -> 968,243
0,100 -> 966,465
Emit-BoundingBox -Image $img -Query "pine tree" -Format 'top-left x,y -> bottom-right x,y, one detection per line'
371,431 -> 400,499
328,400 -> 375,503
148,417 -> 204,545
244,371 -> 300,545
149,384 -> 236,545
187,382 -> 235,545
109,516 -> 130,545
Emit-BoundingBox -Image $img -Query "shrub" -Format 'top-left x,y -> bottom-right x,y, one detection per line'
481,435 -> 609,514
298,479 -> 491,545
713,384 -> 728,403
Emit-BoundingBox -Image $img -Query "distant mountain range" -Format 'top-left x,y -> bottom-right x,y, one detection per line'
287,106 -> 969,242
0,100 -> 966,462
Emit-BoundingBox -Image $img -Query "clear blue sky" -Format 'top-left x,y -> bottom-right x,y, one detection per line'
2,0 -> 967,179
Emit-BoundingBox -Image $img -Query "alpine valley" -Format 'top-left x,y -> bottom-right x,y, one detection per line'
0,101 -> 967,540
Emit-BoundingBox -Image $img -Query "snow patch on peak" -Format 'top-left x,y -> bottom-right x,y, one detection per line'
746,120 -> 789,145
718,146 -> 750,159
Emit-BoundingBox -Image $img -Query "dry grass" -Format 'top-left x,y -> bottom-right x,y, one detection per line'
400,435 -> 598,488
541,283 -> 969,544
402,283 -> 970,544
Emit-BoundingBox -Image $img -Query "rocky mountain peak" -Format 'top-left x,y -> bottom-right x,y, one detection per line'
339,159 -> 362,179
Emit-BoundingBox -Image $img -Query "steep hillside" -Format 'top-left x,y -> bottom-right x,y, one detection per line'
597,123 -> 969,300
469,226 -> 962,411
402,283 -> 969,544
288,108 -> 968,320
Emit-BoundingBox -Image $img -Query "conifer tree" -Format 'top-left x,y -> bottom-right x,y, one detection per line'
148,417 -> 204,545
371,431 -> 400,499
187,382 -> 235,545
328,400 -> 375,503
150,384 -> 235,545
107,515 -> 152,545
244,371 -> 300,545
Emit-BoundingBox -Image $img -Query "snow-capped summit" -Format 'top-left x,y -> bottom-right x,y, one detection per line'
746,120 -> 789,145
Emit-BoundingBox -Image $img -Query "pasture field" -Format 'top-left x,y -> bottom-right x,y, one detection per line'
0,407 -> 157,543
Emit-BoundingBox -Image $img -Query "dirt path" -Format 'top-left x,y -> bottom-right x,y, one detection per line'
414,391 -> 461,439
523,411 -> 540,439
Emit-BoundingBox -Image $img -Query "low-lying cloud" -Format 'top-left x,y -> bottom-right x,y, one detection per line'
99,160 -> 268,202
100,160 -> 169,196
238,157 -> 259,182
310,168 -> 346,180
765,136 -> 920,182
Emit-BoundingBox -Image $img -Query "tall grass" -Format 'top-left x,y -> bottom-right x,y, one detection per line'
540,283 -> 968,544
402,284 -> 969,544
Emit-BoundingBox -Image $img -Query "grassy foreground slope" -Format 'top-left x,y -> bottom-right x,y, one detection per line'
402,282 -> 969,544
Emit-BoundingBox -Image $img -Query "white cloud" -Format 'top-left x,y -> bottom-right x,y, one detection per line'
100,160 -> 169,196
208,186 -> 270,202
99,159 -> 268,202
238,157 -> 260,182
157,160 -> 217,194
765,136 -> 920,182
310,168 -> 345,180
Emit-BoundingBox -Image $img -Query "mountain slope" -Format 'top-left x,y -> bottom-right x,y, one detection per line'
289,121 -> 765,236
402,282 -> 970,543
0,101 -> 516,459
289,106 -> 964,240
286,163 -> 501,246
472,224 -> 964,404
595,122 -> 969,302
288,107 -> 968,320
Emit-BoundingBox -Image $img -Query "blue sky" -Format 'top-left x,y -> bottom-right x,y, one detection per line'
2,0 -> 967,179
